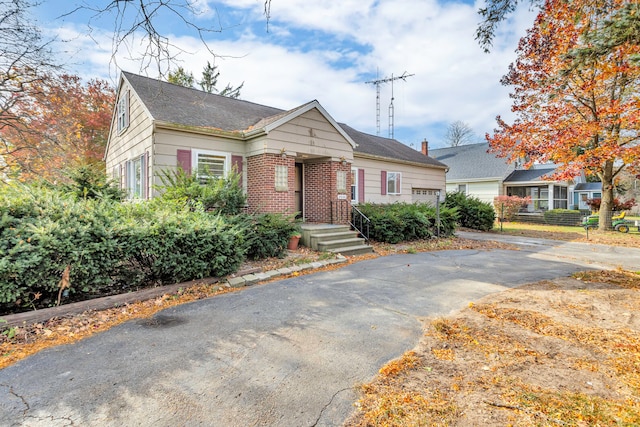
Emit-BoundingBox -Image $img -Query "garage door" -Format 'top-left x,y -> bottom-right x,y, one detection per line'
412,188 -> 439,205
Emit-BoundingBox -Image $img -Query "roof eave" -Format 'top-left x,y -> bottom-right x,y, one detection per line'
354,152 -> 448,169
155,121 -> 246,140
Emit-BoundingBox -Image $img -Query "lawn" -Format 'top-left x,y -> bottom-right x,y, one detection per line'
489,219 -> 640,247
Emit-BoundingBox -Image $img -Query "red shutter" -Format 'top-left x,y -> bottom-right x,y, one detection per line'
358,169 -> 365,202
380,171 -> 387,195
177,149 -> 192,174
231,155 -> 243,186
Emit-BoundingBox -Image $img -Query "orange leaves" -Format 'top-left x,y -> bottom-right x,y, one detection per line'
1,73 -> 115,181
488,0 -> 640,198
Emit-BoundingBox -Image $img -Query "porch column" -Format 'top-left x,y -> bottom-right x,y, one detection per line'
548,184 -> 554,210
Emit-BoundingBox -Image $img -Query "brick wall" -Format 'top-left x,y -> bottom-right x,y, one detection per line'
304,161 -> 351,224
246,153 -> 296,215
246,155 -> 351,223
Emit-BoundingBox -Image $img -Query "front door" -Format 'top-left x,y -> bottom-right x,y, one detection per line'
295,163 -> 303,219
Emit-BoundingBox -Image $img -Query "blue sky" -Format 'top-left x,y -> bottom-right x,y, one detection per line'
33,0 -> 537,149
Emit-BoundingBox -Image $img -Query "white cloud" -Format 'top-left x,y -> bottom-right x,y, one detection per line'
40,0 -> 538,146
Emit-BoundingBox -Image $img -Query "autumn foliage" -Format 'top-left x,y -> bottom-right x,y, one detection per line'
488,0 -> 640,229
0,73 -> 115,182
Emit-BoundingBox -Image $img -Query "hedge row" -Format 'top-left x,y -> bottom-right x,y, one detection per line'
444,192 -> 496,231
0,183 -> 297,314
357,202 -> 457,244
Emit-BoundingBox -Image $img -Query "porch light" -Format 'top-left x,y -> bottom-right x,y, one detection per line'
340,156 -> 347,166
280,148 -> 287,158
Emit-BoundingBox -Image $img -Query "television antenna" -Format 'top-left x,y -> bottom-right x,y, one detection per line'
365,71 -> 414,139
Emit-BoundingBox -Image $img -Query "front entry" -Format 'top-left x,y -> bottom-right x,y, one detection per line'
295,163 -> 303,219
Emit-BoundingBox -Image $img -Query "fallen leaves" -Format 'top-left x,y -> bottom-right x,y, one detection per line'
347,270 -> 640,426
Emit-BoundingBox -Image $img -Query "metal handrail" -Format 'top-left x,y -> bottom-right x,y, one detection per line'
350,205 -> 370,242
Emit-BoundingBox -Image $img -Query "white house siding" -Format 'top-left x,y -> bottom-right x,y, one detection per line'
352,156 -> 445,204
153,128 -> 246,194
104,80 -> 153,193
445,180 -> 501,205
245,108 -> 354,161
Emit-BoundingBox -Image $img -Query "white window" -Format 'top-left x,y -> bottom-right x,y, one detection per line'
127,155 -> 144,199
337,170 -> 347,193
117,91 -> 129,134
458,184 -> 467,194
192,149 -> 229,184
275,165 -> 288,191
387,172 -> 401,195
351,168 -> 358,202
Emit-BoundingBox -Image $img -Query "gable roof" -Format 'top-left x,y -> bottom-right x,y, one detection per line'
122,71 -> 285,133
430,143 -> 514,181
574,182 -> 602,191
340,123 -> 447,168
119,71 -> 444,167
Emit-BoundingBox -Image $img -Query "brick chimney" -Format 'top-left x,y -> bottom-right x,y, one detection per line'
421,139 -> 429,156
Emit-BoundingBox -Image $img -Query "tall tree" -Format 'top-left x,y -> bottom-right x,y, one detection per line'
200,62 -> 244,98
168,62 -> 244,98
0,0 -> 57,179
476,0 -> 639,53
1,74 -> 115,182
445,121 -> 477,147
488,0 -> 640,230
167,66 -> 195,88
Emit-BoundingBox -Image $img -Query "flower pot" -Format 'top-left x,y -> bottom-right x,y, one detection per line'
287,235 -> 301,250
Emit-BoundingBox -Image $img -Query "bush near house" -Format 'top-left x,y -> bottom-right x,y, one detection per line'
493,195 -> 531,221
445,192 -> 495,231
0,174 -> 297,314
586,197 -> 636,212
357,203 -> 457,244
229,213 -> 299,260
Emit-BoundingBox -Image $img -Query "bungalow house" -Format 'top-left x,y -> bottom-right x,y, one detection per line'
104,72 -> 447,227
430,142 -> 572,214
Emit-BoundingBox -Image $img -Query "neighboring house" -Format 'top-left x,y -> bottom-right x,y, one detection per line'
104,72 -> 447,225
572,182 -> 602,211
430,142 -> 571,212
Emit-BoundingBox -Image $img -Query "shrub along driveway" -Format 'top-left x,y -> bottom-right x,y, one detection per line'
2,237 -> 639,426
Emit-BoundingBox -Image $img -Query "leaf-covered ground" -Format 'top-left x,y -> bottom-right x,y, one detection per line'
345,269 -> 640,426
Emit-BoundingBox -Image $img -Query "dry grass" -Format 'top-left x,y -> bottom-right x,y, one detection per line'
346,270 -> 640,426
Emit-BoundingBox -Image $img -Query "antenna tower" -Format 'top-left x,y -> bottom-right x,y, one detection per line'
365,71 -> 414,138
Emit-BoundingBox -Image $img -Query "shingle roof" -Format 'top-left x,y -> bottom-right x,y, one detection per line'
123,71 -> 284,132
340,123 -> 447,168
122,71 -> 446,168
430,143 -> 513,180
574,182 -> 602,191
503,168 -> 557,182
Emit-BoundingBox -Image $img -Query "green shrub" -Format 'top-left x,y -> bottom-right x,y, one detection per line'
230,213 -> 299,260
157,168 -> 246,214
356,203 -> 457,243
0,183 -> 244,313
543,209 -> 583,226
444,192 -> 495,231
58,164 -> 126,201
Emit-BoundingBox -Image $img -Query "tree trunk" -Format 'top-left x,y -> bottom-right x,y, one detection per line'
598,160 -> 614,231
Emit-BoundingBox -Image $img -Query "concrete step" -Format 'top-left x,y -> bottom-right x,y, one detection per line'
327,244 -> 374,256
310,231 -> 359,249
317,237 -> 366,251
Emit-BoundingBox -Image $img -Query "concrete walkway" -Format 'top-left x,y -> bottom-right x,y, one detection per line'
1,235 -> 637,426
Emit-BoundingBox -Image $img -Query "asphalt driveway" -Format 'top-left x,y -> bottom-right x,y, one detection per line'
2,235 -> 638,426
